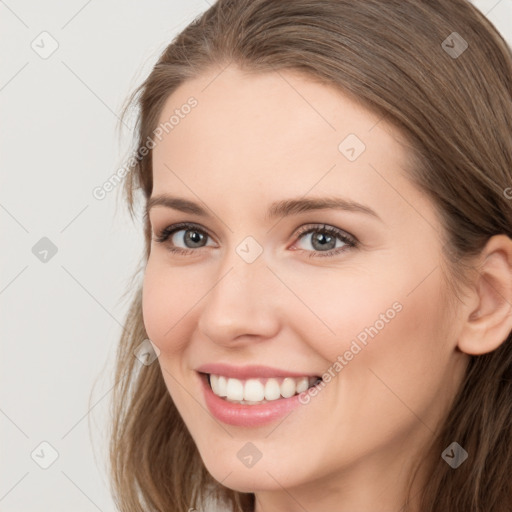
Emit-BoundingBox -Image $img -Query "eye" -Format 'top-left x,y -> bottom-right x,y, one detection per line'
153,222 -> 358,258
153,222 -> 215,255
292,224 -> 357,258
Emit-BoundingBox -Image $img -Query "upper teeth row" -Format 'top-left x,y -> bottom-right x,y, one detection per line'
209,374 -> 319,402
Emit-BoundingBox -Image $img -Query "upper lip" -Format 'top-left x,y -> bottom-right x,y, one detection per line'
196,363 -> 320,380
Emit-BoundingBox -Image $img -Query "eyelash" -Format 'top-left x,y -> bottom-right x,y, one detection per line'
153,222 -> 358,258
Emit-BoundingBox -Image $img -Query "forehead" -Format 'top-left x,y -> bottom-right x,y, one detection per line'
154,65 -> 400,160
150,65 -> 434,231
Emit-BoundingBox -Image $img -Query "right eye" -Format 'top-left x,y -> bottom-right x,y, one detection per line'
153,222 -> 215,255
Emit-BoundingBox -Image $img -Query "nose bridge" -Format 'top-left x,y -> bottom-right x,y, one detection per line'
197,245 -> 280,343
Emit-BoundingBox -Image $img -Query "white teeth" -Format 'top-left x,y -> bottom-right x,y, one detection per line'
280,377 -> 296,398
264,378 -> 281,401
210,375 -> 228,397
208,374 -> 319,403
217,376 -> 227,397
244,379 -> 265,401
226,378 -> 244,401
295,376 -> 309,393
210,374 -> 219,395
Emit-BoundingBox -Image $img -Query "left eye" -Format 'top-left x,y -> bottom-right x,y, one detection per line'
153,222 -> 358,258
291,224 -> 357,258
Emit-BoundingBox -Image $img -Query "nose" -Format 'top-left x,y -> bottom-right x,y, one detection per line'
196,254 -> 281,347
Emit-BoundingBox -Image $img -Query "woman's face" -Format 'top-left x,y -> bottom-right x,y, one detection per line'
143,65 -> 470,508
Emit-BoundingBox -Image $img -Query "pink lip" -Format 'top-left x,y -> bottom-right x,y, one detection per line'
195,363 -> 320,380
198,372 -> 306,427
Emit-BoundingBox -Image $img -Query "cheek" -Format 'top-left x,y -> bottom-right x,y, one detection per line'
141,258 -> 197,354
279,265 -> 405,360
332,271 -> 453,422
290,262 -> 449,384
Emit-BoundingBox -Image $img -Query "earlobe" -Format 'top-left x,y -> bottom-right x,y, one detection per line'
457,235 -> 512,356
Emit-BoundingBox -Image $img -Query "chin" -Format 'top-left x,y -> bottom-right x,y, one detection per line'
202,455 -> 306,493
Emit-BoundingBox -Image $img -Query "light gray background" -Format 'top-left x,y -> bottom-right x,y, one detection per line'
1,1 -> 511,510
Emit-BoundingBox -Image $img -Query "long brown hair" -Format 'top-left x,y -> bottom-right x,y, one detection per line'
108,1 -> 512,510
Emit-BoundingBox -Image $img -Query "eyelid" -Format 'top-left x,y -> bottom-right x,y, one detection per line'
293,223 -> 357,244
153,221 -> 214,242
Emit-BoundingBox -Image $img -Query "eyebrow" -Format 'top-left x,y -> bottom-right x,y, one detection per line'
146,194 -> 382,222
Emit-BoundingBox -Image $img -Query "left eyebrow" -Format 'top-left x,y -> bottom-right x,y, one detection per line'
146,194 -> 382,223
265,196 -> 382,222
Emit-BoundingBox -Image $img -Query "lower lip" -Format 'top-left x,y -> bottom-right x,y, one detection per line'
199,373 -> 305,427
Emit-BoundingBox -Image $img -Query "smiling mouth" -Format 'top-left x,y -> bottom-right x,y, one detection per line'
205,373 -> 322,405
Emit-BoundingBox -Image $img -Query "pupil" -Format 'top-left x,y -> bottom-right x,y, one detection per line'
186,230 -> 204,247
313,232 -> 335,250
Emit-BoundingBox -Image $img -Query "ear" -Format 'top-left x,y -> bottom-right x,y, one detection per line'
457,234 -> 512,356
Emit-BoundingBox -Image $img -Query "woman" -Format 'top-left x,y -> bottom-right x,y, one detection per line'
109,1 -> 512,510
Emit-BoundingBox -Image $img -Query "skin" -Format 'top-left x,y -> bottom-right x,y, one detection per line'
142,64 -> 512,512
